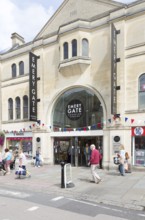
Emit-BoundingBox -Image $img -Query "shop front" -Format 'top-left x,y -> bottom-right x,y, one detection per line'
5,131 -> 32,157
132,127 -> 145,166
53,136 -> 103,166
52,86 -> 104,166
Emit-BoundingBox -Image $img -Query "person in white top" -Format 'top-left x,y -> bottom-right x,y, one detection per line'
15,149 -> 31,178
19,149 -> 27,169
118,145 -> 126,176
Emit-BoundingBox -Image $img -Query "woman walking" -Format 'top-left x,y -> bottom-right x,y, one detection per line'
35,147 -> 41,167
3,148 -> 12,175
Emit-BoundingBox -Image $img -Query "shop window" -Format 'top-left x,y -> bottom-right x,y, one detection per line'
23,95 -> 28,119
82,38 -> 89,56
12,63 -> 17,78
135,136 -> 145,166
8,98 -> 13,120
19,61 -> 24,75
7,138 -> 32,156
63,42 -> 68,59
15,97 -> 21,119
72,39 -> 77,57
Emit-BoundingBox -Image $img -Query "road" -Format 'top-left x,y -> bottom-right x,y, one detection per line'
0,186 -> 145,220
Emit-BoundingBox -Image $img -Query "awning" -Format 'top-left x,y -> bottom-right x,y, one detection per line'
6,137 -> 32,141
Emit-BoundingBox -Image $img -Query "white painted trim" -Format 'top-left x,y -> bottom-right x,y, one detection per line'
50,130 -> 103,137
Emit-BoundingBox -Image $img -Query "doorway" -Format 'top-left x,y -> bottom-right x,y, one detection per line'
53,136 -> 103,166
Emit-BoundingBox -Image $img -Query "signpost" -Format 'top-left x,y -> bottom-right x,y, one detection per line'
29,52 -> 40,121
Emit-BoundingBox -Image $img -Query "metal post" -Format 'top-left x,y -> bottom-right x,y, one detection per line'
60,161 -> 65,188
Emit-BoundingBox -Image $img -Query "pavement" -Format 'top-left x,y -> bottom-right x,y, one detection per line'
1,162 -> 145,211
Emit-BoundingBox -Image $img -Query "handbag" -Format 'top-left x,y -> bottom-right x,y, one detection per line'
2,159 -> 6,164
113,156 -> 120,165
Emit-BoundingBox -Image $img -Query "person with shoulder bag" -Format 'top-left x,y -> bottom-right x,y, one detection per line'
117,145 -> 125,176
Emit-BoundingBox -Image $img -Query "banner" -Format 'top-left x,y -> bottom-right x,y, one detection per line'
111,23 -> 117,115
29,52 -> 38,121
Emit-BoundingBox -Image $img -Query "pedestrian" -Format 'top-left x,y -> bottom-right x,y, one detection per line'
19,149 -> 27,170
117,145 -> 126,176
3,148 -> 12,175
35,147 -> 41,167
84,143 -> 91,166
98,146 -> 103,169
16,148 -> 30,178
0,152 -> 6,175
88,144 -> 102,184
124,152 -> 131,173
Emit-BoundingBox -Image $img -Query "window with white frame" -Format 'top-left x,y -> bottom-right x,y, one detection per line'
15,97 -> 21,119
19,61 -> 24,75
12,63 -> 17,78
139,74 -> 145,109
23,95 -> 28,119
72,39 -> 77,57
8,98 -> 13,120
63,42 -> 68,59
82,38 -> 89,56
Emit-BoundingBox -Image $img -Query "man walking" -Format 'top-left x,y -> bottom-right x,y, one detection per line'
89,144 -> 101,184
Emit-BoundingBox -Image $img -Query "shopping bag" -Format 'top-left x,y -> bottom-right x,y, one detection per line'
15,167 -> 26,176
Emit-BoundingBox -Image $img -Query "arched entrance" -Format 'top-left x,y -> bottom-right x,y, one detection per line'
52,87 -> 104,166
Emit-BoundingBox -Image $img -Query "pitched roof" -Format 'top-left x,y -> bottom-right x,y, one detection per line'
34,0 -> 125,40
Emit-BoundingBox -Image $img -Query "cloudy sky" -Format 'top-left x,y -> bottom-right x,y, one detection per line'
0,0 -> 136,52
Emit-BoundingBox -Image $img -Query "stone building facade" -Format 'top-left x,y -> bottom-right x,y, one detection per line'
0,0 -> 145,169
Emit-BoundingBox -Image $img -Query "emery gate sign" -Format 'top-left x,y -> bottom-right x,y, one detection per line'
29,52 -> 39,121
66,99 -> 84,120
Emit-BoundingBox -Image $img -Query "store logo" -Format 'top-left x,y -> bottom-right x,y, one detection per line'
134,127 -> 143,136
66,99 -> 84,121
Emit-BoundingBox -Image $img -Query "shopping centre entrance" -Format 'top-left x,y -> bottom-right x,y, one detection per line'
52,86 -> 104,166
53,136 -> 103,166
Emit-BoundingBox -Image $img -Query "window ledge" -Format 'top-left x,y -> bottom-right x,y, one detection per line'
59,56 -> 91,75
125,109 -> 145,114
2,119 -> 29,124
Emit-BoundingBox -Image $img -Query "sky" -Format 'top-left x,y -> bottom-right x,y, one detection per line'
0,0 -> 136,52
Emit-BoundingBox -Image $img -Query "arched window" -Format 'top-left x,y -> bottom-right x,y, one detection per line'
63,42 -> 68,59
72,39 -> 77,57
139,74 -> 145,109
12,63 -> 16,78
19,61 -> 24,75
15,97 -> 21,119
82,38 -> 89,56
53,87 -> 103,130
8,98 -> 13,120
23,95 -> 28,119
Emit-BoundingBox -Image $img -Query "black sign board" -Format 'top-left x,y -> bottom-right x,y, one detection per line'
29,52 -> 38,121
111,24 -> 117,115
66,99 -> 84,121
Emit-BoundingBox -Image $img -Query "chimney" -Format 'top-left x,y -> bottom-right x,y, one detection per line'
11,33 -> 25,47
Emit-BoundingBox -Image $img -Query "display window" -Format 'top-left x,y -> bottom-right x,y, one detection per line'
135,136 -> 145,166
6,137 -> 32,157
132,127 -> 145,166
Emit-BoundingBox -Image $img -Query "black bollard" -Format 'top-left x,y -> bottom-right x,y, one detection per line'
60,161 -> 65,188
